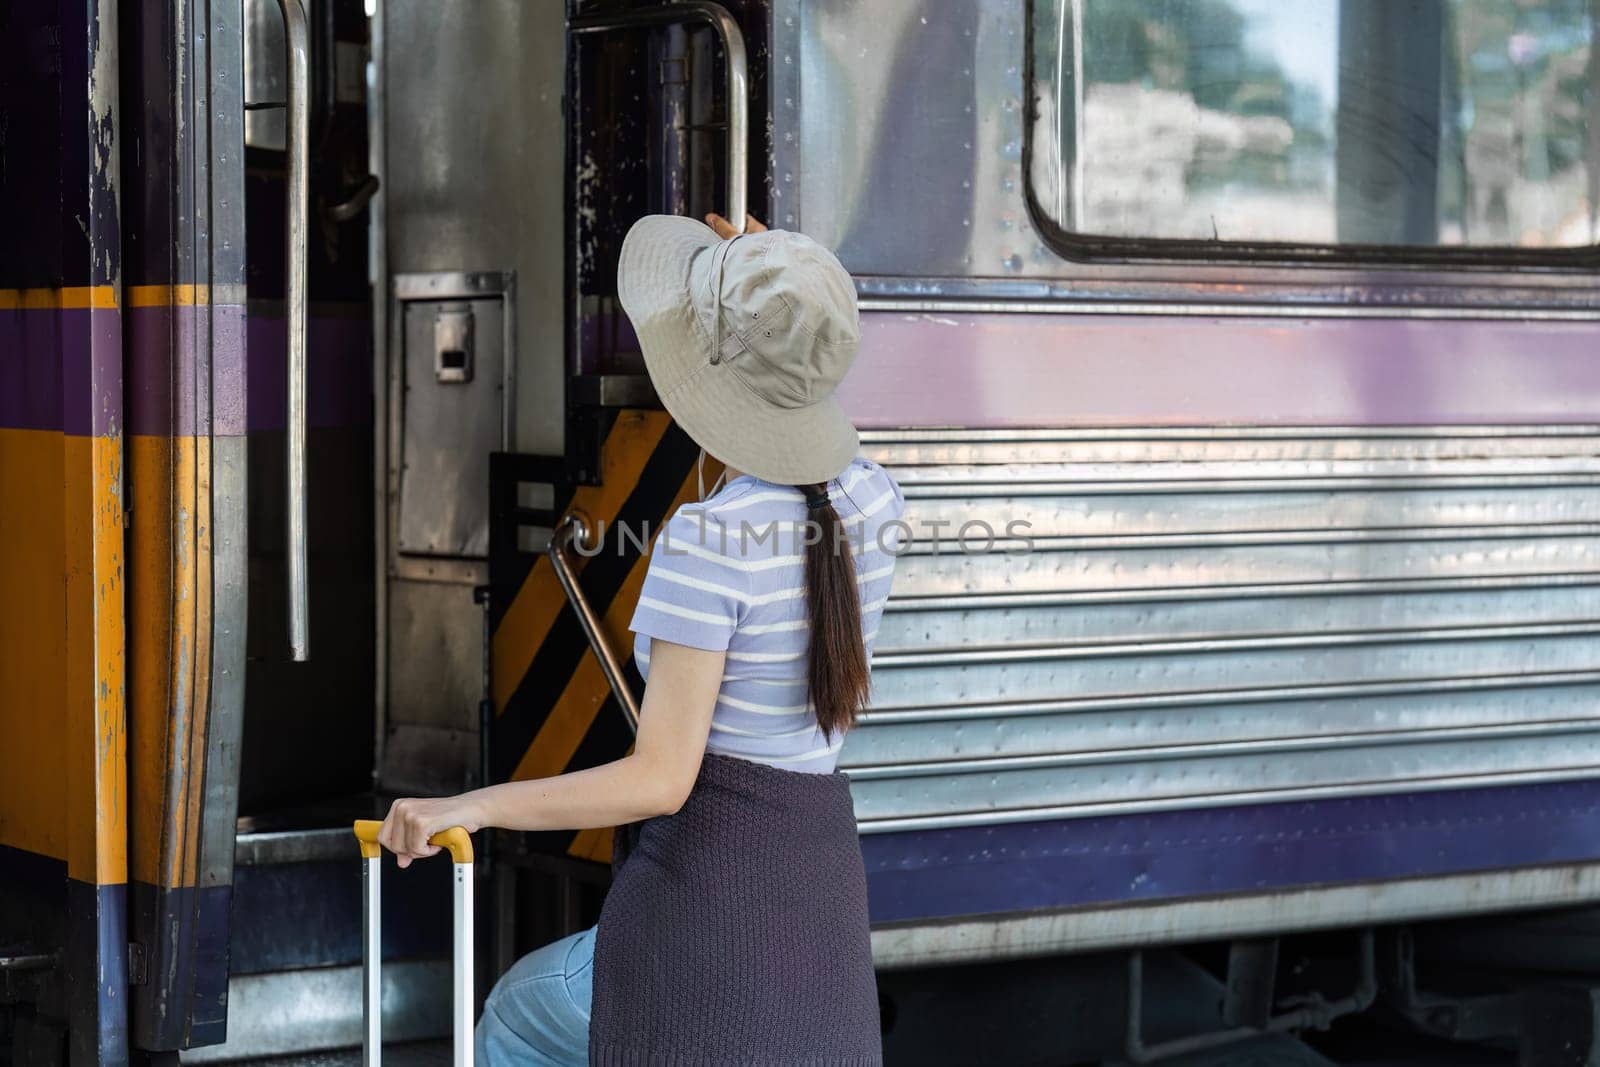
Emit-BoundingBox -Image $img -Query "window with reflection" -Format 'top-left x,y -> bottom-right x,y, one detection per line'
1029,0 -> 1599,251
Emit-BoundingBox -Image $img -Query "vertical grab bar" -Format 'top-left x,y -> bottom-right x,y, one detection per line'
276,0 -> 312,660
550,516 -> 642,733
570,1 -> 748,234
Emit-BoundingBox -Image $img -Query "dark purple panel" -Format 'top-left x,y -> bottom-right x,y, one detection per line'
74,305 -> 122,437
246,313 -> 372,432
843,312 -> 1600,428
0,0 -> 115,289
860,778 -> 1600,924
117,0 -> 179,288
1,306 -> 120,436
124,303 -> 247,438
0,3 -> 68,287
0,308 -> 65,432
125,305 -> 184,437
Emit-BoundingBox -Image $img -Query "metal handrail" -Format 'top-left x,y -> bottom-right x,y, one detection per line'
550,515 -> 642,732
570,1 -> 749,234
275,0 -> 311,660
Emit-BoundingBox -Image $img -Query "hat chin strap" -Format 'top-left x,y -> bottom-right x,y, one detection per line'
708,234 -> 744,367
696,446 -> 727,502
697,231 -> 745,496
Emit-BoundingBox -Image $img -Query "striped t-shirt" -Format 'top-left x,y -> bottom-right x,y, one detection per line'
628,456 -> 906,773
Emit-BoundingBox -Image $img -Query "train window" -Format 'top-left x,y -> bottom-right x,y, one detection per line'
1028,0 -> 1599,256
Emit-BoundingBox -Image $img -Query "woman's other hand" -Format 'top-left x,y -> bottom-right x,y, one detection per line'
705,212 -> 767,239
377,794 -> 482,869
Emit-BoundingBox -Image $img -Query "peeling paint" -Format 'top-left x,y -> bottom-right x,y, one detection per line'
576,151 -> 601,279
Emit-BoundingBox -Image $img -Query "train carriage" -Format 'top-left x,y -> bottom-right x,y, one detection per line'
4,0 -> 1600,1063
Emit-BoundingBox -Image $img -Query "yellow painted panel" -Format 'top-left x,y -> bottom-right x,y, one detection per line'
491,410 -> 671,713
511,460 -> 702,783
0,428 -> 69,862
0,286 -> 118,310
127,434 -> 174,885
126,284 -> 209,308
63,433 -> 127,885
568,825 -> 613,863
512,654 -> 614,783
180,435 -> 215,887
126,434 -> 212,889
0,284 -> 209,309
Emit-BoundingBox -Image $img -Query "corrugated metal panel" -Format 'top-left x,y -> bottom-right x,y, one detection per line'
847,427 -> 1600,832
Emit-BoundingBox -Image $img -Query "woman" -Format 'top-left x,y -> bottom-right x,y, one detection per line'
376,210 -> 904,1065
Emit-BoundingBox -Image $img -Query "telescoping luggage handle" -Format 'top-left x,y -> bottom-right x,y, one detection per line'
352,821 -> 475,1067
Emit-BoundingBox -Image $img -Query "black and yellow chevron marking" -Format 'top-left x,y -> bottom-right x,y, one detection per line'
490,410 -> 718,862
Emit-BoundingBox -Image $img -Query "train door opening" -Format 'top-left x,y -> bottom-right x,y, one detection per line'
204,0 -> 619,1058
236,0 -> 377,829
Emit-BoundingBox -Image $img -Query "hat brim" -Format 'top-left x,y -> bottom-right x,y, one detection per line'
618,215 -> 860,486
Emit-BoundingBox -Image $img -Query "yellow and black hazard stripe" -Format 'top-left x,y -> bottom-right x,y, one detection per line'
489,410 -> 719,862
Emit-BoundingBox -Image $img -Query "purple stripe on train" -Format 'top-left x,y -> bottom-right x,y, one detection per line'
125,304 -> 246,437
246,312 -> 372,434
859,777 -> 1600,925
0,306 -> 367,436
130,307 -> 363,435
0,307 -> 120,436
842,312 -> 1600,428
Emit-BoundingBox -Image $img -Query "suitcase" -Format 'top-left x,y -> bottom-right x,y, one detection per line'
353,820 -> 475,1067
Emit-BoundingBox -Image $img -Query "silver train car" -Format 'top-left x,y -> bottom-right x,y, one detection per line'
4,0 -> 1600,1062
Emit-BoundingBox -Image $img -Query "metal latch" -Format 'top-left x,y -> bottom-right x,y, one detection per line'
128,942 -> 148,986
435,307 -> 475,384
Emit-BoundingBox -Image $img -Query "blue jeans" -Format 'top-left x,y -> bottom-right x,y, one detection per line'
475,926 -> 595,1066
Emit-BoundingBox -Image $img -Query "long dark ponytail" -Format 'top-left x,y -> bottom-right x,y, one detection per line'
801,482 -> 870,740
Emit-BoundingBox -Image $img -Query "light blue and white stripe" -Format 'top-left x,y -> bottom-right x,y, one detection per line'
629,456 -> 906,773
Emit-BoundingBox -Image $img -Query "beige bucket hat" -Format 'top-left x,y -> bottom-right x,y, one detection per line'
617,215 -> 861,486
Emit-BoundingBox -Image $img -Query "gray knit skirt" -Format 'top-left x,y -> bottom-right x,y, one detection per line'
589,752 -> 883,1066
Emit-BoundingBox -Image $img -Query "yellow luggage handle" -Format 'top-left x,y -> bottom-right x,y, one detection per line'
353,819 -> 474,864
353,819 -> 475,1066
